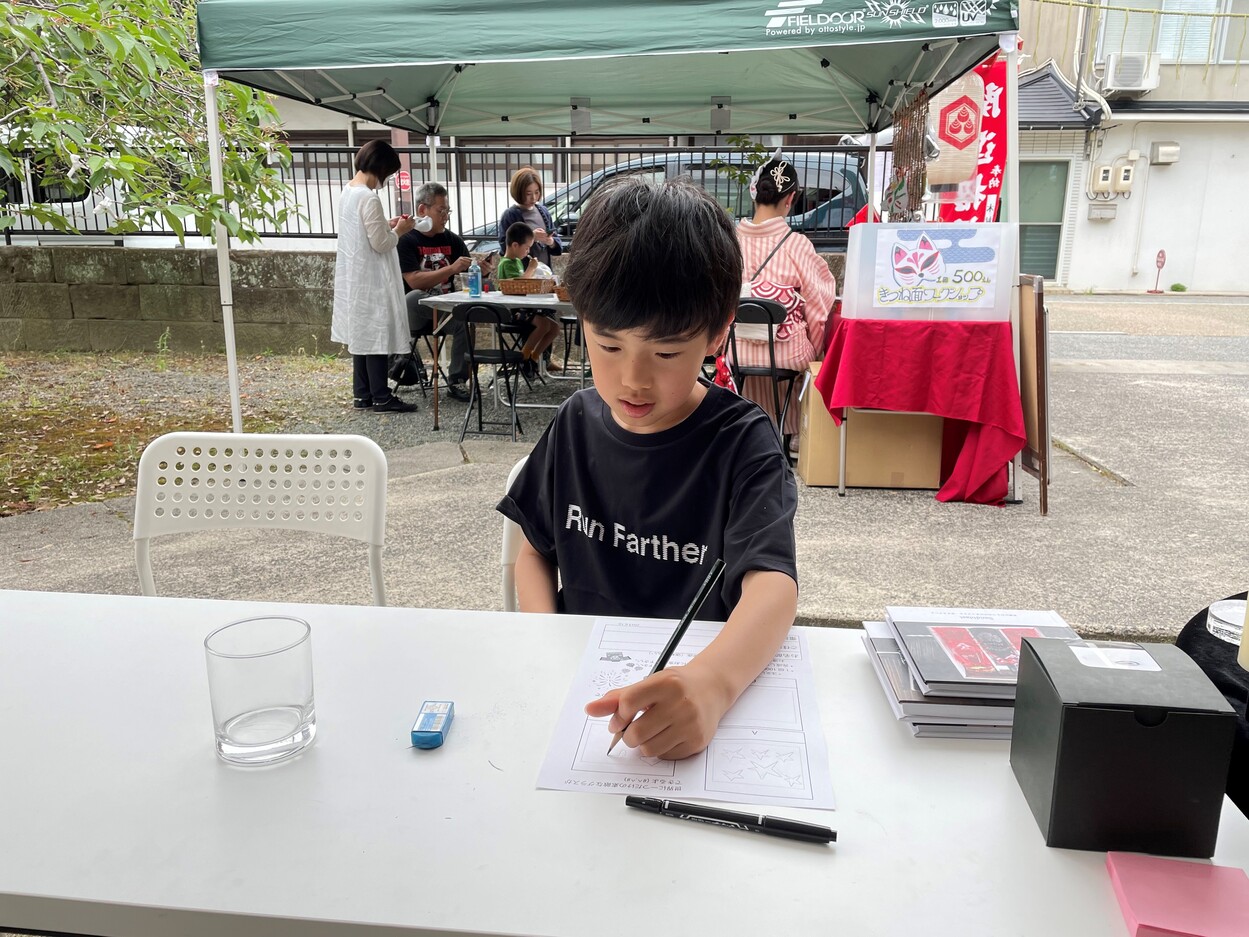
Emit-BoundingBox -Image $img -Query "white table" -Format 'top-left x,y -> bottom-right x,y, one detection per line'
1,590 -> 1246,937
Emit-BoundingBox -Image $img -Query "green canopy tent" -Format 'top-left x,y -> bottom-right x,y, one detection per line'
196,0 -> 1021,431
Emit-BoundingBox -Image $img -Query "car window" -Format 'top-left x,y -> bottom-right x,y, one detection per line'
1,171 -> 22,206
33,165 -> 90,204
571,167 -> 666,219
680,163 -> 752,219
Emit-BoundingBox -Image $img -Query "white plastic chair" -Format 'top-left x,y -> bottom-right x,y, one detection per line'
500,455 -> 529,612
133,432 -> 389,605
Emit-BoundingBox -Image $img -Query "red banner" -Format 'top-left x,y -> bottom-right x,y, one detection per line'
938,55 -> 1007,224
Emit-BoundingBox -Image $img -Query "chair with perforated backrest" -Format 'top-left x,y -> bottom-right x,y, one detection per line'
500,455 -> 529,612
729,297 -> 802,445
133,432 -> 389,606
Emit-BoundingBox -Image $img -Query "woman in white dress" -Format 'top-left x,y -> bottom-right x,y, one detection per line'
331,140 -> 417,412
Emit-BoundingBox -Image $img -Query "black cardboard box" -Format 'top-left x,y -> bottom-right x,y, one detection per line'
1010,638 -> 1236,857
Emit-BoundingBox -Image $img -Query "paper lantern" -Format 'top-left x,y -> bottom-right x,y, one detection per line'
927,72 -> 984,192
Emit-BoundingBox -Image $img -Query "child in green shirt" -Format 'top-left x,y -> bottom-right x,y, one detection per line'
496,221 -> 539,281
498,221 -> 559,374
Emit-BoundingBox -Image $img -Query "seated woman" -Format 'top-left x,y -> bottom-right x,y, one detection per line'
733,153 -> 837,448
499,167 -> 564,372
498,166 -> 563,268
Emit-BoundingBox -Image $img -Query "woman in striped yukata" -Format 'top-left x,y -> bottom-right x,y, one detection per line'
733,153 -> 838,450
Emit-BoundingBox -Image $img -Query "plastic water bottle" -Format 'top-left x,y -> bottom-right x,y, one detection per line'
467,259 -> 482,298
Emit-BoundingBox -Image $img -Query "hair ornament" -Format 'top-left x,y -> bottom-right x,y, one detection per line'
749,147 -> 779,201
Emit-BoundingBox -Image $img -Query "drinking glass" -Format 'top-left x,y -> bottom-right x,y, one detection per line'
205,615 -> 316,766
1206,599 -> 1245,646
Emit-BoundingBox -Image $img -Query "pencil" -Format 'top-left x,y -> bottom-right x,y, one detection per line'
606,558 -> 727,755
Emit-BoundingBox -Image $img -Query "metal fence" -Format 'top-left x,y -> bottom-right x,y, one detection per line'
4,143 -> 890,250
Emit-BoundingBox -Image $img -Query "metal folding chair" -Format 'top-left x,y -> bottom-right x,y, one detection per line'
728,298 -> 802,447
454,302 -> 526,442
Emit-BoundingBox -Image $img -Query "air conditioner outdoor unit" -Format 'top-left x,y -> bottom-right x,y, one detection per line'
1102,53 -> 1160,95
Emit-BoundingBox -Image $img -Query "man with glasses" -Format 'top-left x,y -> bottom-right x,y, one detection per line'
397,182 -> 489,402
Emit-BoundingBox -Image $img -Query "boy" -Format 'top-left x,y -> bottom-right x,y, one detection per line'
496,221 -> 560,375
497,177 -> 798,761
496,221 -> 539,281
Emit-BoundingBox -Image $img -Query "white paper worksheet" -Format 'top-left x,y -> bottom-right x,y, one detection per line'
537,618 -> 836,810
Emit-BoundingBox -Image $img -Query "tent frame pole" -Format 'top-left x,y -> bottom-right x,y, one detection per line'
204,71 -> 243,434
1003,35 -> 1022,502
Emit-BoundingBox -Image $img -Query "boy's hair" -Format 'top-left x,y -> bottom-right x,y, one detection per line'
563,177 -> 740,340
413,181 -> 449,207
354,140 -> 401,183
751,157 -> 801,207
505,221 -> 534,247
509,167 -> 542,204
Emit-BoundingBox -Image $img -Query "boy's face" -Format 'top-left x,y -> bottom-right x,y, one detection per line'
507,237 -> 533,258
582,320 -> 729,435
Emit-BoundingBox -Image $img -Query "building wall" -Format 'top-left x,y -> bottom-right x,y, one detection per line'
1063,121 -> 1247,292
1019,0 -> 1249,102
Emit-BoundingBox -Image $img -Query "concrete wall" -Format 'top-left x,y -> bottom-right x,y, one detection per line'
0,246 -> 848,353
0,246 -> 334,355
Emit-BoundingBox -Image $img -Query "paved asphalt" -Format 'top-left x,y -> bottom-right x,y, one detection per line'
2,294 -> 1247,643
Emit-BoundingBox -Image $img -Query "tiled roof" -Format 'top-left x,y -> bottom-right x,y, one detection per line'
1019,62 -> 1104,129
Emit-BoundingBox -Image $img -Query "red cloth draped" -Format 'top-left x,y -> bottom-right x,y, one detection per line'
814,318 -> 1025,505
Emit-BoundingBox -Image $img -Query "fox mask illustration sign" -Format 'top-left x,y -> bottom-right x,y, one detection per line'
872,226 -> 1004,309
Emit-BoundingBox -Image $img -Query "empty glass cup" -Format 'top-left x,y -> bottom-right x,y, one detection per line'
205,615 -> 316,766
1206,599 -> 1246,646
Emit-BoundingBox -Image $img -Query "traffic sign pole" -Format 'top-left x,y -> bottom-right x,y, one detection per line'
1147,249 -> 1166,294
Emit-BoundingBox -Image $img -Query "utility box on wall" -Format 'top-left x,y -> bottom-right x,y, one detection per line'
1088,204 -> 1117,221
1149,142 -> 1181,165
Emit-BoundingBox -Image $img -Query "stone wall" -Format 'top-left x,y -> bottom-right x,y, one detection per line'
0,246 -> 336,355
0,245 -> 847,354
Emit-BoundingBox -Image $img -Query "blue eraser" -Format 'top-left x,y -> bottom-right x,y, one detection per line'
411,700 -> 454,749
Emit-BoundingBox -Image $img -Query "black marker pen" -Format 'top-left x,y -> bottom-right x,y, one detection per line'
625,796 -> 836,845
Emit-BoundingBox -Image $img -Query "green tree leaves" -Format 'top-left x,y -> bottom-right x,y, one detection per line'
0,0 -> 293,243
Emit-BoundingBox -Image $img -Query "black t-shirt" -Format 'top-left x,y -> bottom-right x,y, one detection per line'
396,229 -> 469,295
497,382 -> 798,621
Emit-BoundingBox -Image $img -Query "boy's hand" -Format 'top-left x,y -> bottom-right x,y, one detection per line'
584,663 -> 730,761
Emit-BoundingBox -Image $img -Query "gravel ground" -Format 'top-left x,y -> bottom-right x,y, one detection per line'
277,352 -> 588,448
2,343 -> 584,451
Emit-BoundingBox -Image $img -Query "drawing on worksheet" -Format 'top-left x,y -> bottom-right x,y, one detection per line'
537,617 -> 835,810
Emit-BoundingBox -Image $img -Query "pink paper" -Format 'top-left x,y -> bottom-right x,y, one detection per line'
1107,851 -> 1249,937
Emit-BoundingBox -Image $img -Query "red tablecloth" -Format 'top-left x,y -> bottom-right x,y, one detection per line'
814,318 -> 1026,505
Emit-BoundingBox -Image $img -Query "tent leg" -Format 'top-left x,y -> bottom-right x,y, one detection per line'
1003,35 -> 1022,503
204,71 -> 243,434
866,132 -> 878,223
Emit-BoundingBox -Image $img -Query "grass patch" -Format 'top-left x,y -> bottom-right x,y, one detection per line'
0,353 -> 286,516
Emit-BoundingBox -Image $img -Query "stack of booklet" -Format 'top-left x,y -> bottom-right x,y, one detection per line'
863,607 -> 1080,740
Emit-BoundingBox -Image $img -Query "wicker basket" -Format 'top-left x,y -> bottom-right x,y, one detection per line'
498,277 -> 556,296
554,285 -> 572,302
